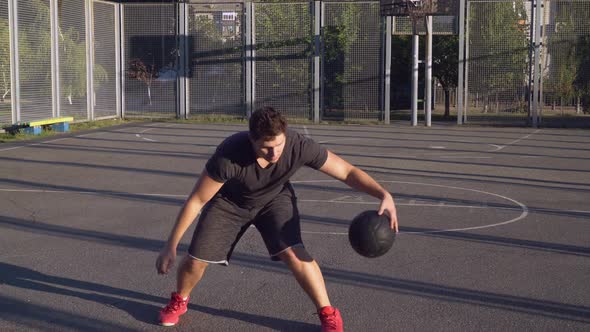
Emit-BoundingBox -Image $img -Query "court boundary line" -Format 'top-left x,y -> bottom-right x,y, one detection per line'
291,180 -> 529,235
0,180 -> 529,235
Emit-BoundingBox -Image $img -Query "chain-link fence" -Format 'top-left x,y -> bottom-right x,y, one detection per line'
255,2 -> 313,119
1,0 -> 590,128
464,0 -> 590,126
93,0 -> 119,119
188,3 -> 244,117
465,0 -> 532,125
542,0 -> 590,122
18,0 -> 54,122
59,0 -> 88,121
0,0 -> 10,125
123,3 -> 177,118
323,1 -> 382,120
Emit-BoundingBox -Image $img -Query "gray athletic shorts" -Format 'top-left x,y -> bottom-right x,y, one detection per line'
188,185 -> 303,265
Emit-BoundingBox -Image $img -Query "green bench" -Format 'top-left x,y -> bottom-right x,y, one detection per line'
3,116 -> 74,135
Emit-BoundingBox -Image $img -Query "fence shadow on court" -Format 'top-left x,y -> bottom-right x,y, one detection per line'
299,214 -> 590,258
0,262 -> 316,331
0,215 -> 589,324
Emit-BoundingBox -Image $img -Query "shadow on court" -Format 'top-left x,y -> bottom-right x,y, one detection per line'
1,215 -> 589,324
0,262 -> 318,331
299,215 -> 590,257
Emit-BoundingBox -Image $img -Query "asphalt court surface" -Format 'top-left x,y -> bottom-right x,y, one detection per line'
1,122 -> 589,331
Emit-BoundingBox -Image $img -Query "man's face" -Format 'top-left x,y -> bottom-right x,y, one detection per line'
251,133 -> 286,164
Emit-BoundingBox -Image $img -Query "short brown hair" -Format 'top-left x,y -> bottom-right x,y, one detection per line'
249,106 -> 288,141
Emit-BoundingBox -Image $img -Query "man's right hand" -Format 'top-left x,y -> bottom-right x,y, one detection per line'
156,246 -> 177,275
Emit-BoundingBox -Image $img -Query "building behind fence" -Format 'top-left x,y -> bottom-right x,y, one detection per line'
0,0 -> 589,128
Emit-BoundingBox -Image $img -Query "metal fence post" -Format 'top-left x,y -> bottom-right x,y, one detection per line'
457,0 -> 466,125
177,2 -> 188,119
411,32 -> 419,126
115,2 -> 122,118
425,15 -> 432,127
119,3 -> 125,119
313,1 -> 321,124
532,0 -> 543,128
8,0 -> 20,123
320,1 -> 325,122
245,2 -> 253,118
85,0 -> 95,120
50,0 -> 61,118
463,0 -> 470,124
383,15 -> 392,125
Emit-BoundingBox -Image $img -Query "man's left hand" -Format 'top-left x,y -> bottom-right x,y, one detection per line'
378,193 -> 398,232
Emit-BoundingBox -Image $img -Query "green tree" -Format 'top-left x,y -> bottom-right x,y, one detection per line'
0,18 -> 11,102
189,12 -> 242,111
469,1 -> 529,113
570,3 -> 590,114
127,58 -> 157,105
545,3 -> 579,111
58,26 -> 107,105
192,15 -> 222,42
574,35 -> 590,113
22,0 -> 53,91
255,1 -> 314,113
0,19 -> 33,101
433,35 -> 458,117
321,4 -> 362,110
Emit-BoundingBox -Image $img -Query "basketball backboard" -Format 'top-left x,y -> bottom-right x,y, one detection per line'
380,0 -> 459,17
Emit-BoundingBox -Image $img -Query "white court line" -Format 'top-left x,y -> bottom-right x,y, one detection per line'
134,123 -> 176,142
135,134 -> 157,142
318,138 -> 360,144
438,156 -> 492,159
136,126 -> 158,142
139,128 -> 156,134
489,144 -> 504,151
0,146 -> 24,152
5,186 -> 583,215
505,129 -> 542,146
0,188 -> 186,198
0,180 -> 530,235
292,180 -> 529,234
298,199 -> 520,211
0,132 -> 104,152
416,130 -> 542,157
488,129 -> 541,152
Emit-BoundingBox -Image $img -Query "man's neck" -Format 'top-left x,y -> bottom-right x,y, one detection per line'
256,157 -> 271,169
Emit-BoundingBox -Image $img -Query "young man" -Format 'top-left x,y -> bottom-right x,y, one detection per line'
156,107 -> 398,331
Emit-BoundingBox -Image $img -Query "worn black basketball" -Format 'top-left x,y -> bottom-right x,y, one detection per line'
348,210 -> 395,258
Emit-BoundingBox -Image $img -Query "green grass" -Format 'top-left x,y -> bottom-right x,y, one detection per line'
7,109 -> 584,144
0,114 -> 392,144
0,118 -> 137,143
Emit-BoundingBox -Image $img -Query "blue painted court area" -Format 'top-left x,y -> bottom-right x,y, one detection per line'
1,122 -> 589,331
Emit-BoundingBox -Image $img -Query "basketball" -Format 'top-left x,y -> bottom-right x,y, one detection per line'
348,210 -> 395,258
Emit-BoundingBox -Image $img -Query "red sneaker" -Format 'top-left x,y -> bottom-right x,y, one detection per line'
159,292 -> 189,326
318,306 -> 344,332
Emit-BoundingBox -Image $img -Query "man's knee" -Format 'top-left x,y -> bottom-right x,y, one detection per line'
277,246 -> 313,264
181,255 -> 209,274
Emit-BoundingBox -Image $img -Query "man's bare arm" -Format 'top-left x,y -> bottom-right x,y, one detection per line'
319,151 -> 398,231
156,169 -> 224,274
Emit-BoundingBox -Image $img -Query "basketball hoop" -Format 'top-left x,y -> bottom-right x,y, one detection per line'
381,0 -> 435,34
407,0 -> 431,33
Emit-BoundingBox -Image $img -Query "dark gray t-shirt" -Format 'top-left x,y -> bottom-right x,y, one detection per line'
206,129 -> 328,208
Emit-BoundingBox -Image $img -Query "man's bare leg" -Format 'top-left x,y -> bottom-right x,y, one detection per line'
176,255 -> 208,298
278,246 -> 331,309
